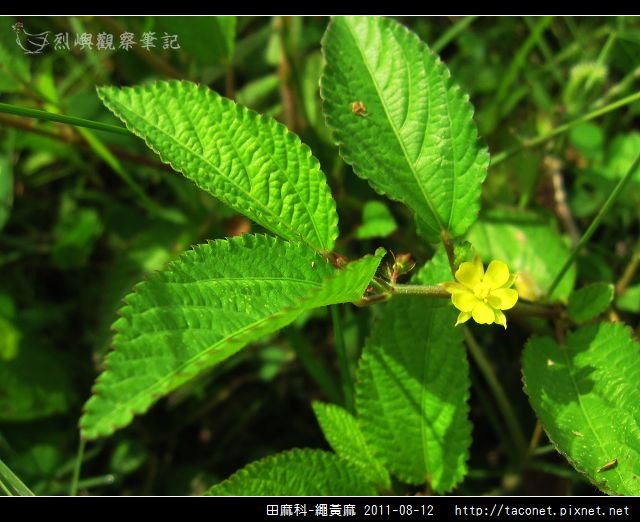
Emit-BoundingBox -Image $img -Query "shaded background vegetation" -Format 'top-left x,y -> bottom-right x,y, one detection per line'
1,16 -> 640,495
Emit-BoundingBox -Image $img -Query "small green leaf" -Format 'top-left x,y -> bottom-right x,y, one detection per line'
356,297 -> 470,492
312,401 -> 391,490
617,284 -> 640,313
467,210 -> 576,301
321,16 -> 488,242
523,323 -> 640,495
80,235 -> 383,440
355,200 -> 397,239
567,282 -> 613,323
98,81 -> 338,252
207,449 -> 376,495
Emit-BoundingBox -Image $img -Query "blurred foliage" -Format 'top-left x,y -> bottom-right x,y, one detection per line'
1,15 -> 640,495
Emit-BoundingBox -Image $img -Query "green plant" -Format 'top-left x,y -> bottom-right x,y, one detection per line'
2,15 -> 640,497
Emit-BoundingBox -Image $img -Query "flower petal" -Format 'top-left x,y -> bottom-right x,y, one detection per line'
452,290 -> 478,312
494,309 -> 507,329
488,288 -> 519,310
472,302 -> 495,324
455,259 -> 483,288
484,260 -> 510,289
455,311 -> 472,326
441,282 -> 468,295
501,273 -> 517,289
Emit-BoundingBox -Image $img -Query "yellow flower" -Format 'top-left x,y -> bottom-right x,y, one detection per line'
441,256 -> 518,328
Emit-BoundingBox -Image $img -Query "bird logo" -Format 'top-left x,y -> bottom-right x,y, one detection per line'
12,22 -> 51,55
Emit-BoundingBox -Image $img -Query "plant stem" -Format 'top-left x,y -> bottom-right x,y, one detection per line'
69,439 -> 86,496
393,285 -> 561,319
0,102 -> 129,137
547,152 -> 640,297
526,420 -> 544,459
0,457 -> 34,496
440,230 -> 456,274
526,460 -> 588,482
463,327 -> 528,458
331,304 -> 354,413
491,90 -> 640,166
0,114 -> 170,172
393,284 -> 449,297
615,237 -> 640,295
0,479 -> 11,496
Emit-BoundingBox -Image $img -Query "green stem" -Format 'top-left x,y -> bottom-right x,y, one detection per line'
526,460 -> 588,482
547,152 -> 640,297
615,237 -> 640,295
69,439 -> 86,496
463,327 -> 528,458
393,284 -> 449,297
331,304 -> 354,413
0,102 -> 129,137
432,16 -> 477,53
0,457 -> 34,496
0,479 -> 11,496
393,285 -> 561,319
491,90 -> 640,166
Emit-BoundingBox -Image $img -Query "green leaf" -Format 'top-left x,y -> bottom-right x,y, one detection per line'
98,81 -> 338,252
523,323 -> 640,495
356,296 -> 470,492
312,401 -> 391,490
467,210 -> 576,301
415,245 -> 454,285
0,156 -> 12,231
617,284 -> 640,313
0,343 -> 75,421
567,282 -> 613,323
321,16 -> 488,242
355,200 -> 397,239
207,449 -> 376,495
80,235 -> 383,440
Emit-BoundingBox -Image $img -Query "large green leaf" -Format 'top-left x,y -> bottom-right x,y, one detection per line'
207,449 -> 376,495
80,235 -> 382,440
523,323 -> 640,495
312,401 -> 391,490
356,296 -> 470,492
321,16 -> 488,242
467,210 -> 576,301
98,81 -> 338,252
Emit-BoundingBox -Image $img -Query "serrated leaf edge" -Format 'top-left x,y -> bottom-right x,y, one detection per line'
97,80 -> 339,252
